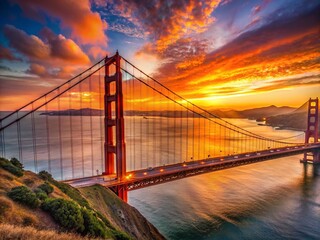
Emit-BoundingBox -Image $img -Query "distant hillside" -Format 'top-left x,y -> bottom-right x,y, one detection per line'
39,105 -> 296,119
210,105 -> 295,119
40,108 -> 103,116
266,111 -> 320,133
0,157 -> 165,240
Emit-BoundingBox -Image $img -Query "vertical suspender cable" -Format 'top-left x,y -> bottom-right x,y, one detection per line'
192,105 -> 195,161
80,83 -> 84,177
45,95 -> 51,173
173,94 -> 176,163
167,89 -> 170,164
208,115 -> 211,158
153,78 -> 156,166
57,88 -> 63,179
133,68 -> 136,170
17,112 -> 22,162
197,115 -> 200,160
140,74 -> 143,169
180,101 -> 183,163
146,76 -> 150,167
98,64 -> 104,173
203,116 -> 206,159
186,102 -> 189,161
31,103 -> 38,172
89,75 -> 94,175
0,121 -> 4,158
69,81 -> 74,178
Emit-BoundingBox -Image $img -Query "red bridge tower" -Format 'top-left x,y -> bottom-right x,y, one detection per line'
104,52 -> 127,201
302,97 -> 319,163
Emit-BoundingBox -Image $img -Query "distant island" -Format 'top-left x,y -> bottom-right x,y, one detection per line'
40,108 -> 104,116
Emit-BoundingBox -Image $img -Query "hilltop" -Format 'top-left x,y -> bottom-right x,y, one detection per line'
0,157 -> 165,240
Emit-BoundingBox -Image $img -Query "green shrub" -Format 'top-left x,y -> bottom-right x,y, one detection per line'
0,158 -> 9,167
38,170 -> 53,182
34,188 -> 48,201
81,208 -> 107,238
111,230 -> 132,240
0,158 -> 23,177
10,158 -> 23,169
38,170 -> 89,208
52,181 -> 90,208
38,182 -> 54,194
42,198 -> 84,232
3,164 -> 23,177
23,178 -> 34,186
7,186 -> 40,208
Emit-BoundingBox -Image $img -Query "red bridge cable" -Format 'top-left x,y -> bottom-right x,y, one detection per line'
0,59 -> 112,132
121,57 -> 303,143
0,58 -> 105,122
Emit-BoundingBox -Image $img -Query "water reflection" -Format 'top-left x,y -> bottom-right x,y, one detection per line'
129,155 -> 320,240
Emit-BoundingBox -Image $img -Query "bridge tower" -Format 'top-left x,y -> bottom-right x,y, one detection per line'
104,52 -> 127,201
302,98 -> 319,164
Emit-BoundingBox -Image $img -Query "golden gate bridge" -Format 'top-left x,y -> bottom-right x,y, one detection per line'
0,52 -> 319,201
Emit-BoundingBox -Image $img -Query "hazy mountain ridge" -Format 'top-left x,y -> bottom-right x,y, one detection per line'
210,105 -> 296,119
39,105 -> 296,119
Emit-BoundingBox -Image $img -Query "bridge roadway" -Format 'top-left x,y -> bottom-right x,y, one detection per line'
64,143 -> 320,191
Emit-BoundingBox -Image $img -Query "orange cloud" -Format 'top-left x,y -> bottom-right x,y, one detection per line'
111,0 -> 221,54
12,0 -> 107,45
150,5 -> 320,102
88,46 -> 108,60
0,44 -> 19,61
4,25 -> 90,65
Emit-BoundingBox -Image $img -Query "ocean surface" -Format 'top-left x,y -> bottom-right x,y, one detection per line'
129,155 -> 320,240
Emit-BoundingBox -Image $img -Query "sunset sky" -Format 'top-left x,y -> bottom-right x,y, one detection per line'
0,0 -> 319,111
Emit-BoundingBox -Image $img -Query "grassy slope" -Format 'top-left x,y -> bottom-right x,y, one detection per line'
0,166 -> 165,240
0,168 -> 61,229
0,223 -> 106,240
80,185 -> 166,240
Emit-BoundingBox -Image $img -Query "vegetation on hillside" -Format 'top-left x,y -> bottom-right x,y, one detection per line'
0,157 -> 24,177
0,157 -> 165,240
0,157 -> 152,240
8,186 -> 40,209
81,185 -> 166,240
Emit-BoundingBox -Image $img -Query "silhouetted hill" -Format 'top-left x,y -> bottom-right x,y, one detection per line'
39,105 -> 296,119
210,105 -> 295,119
266,111 -> 320,133
40,108 -> 103,116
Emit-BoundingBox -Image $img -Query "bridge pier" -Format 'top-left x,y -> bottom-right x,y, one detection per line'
110,185 -> 128,202
301,150 -> 320,164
